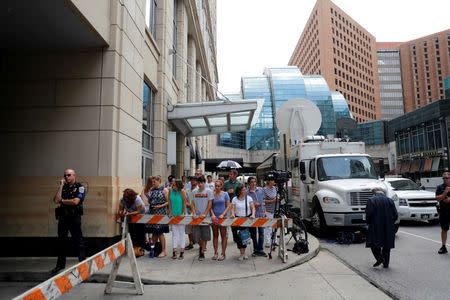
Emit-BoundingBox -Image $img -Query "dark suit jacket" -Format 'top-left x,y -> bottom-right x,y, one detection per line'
365,194 -> 398,248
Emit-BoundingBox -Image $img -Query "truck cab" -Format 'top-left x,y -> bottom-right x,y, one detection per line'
288,139 -> 400,234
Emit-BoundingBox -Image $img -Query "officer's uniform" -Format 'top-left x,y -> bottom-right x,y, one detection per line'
436,183 -> 450,231
56,182 -> 86,269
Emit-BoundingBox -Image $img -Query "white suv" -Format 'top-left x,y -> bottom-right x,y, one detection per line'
384,178 -> 438,222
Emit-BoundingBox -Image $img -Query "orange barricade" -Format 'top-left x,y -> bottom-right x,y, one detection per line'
13,222 -> 144,300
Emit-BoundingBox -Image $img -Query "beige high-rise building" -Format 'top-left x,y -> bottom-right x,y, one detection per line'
289,0 -> 380,123
398,29 -> 450,112
0,0 -> 220,254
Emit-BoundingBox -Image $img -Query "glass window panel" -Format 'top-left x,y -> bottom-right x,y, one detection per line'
187,118 -> 206,128
208,116 -> 227,126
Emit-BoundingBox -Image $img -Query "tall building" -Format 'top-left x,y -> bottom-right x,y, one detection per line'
398,29 -> 450,112
376,42 -> 405,120
445,76 -> 450,99
0,0 -> 225,255
218,66 -> 352,150
289,0 -> 380,123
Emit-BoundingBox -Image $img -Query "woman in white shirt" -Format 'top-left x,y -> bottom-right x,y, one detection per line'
230,184 -> 255,261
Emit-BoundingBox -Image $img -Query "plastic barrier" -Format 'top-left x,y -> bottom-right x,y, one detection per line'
129,214 -> 291,263
13,222 -> 144,300
129,214 -> 291,228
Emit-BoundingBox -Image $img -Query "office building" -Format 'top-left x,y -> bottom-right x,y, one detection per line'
0,0 -> 252,255
376,42 -> 405,120
289,0 -> 380,123
398,29 -> 450,112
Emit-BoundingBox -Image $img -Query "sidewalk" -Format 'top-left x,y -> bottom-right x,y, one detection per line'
0,232 -> 392,299
65,251 -> 390,300
0,231 -> 319,284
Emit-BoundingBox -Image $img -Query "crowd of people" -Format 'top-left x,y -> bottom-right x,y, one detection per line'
117,169 -> 280,261
51,167 -> 450,274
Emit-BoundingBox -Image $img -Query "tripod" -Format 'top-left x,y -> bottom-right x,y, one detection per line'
268,180 -> 308,259
268,180 -> 287,259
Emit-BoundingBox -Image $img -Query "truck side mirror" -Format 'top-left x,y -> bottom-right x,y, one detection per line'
378,158 -> 385,179
300,161 -> 306,175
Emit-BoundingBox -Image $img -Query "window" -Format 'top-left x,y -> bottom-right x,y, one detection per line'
142,82 -> 156,159
172,0 -> 178,76
145,0 -> 157,37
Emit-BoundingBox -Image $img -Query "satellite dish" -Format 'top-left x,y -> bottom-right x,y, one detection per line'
336,117 -> 357,137
275,99 -> 322,143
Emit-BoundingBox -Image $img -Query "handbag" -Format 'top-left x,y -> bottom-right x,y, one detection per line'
238,228 -> 252,245
238,196 -> 252,245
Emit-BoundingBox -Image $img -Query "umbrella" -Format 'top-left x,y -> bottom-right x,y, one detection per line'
216,160 -> 242,170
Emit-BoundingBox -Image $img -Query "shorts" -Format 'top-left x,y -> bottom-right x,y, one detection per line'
185,225 -> 192,234
439,209 -> 450,231
192,226 -> 211,243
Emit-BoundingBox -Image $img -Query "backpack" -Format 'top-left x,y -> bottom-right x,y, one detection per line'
292,238 -> 309,254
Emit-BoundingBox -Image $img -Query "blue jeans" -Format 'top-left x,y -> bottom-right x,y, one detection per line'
250,227 -> 264,253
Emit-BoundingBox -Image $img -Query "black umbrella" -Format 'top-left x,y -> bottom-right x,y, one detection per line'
216,160 -> 242,170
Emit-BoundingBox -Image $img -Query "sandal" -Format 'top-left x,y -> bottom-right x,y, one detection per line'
157,252 -> 166,258
218,254 -> 225,261
212,253 -> 218,260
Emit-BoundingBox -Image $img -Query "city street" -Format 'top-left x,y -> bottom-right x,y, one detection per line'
321,222 -> 450,300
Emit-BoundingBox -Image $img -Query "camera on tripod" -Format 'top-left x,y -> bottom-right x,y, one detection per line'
265,170 -> 291,185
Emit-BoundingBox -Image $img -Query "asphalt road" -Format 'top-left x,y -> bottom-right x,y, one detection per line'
320,222 -> 450,300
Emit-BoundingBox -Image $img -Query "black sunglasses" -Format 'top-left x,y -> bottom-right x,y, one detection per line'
64,174 -> 72,177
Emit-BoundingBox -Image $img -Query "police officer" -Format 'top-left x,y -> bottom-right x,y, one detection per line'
51,169 -> 86,275
436,171 -> 450,254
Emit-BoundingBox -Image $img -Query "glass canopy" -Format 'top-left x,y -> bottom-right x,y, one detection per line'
168,99 -> 263,137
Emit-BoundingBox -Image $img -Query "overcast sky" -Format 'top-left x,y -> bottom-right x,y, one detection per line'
217,0 -> 450,93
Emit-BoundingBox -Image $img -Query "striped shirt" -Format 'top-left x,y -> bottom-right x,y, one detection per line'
263,186 -> 277,213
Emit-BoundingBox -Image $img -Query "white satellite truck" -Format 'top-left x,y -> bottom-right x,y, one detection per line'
264,99 -> 400,235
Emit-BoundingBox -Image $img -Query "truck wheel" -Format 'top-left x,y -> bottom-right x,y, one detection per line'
311,200 -> 328,236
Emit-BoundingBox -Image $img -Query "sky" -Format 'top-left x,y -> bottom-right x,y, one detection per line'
216,0 -> 450,93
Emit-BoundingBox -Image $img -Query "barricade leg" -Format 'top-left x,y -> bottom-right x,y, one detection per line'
105,224 -> 144,295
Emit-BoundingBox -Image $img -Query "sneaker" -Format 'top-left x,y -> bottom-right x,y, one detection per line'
243,255 -> 249,260
257,251 -> 268,257
237,255 -> 244,261
185,244 -> 194,250
198,254 -> 205,261
438,245 -> 448,254
252,252 -> 257,257
179,252 -> 184,259
373,258 -> 384,267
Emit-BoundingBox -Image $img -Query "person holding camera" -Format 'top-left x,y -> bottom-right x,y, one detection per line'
263,174 -> 278,247
51,169 -> 86,275
436,171 -> 450,254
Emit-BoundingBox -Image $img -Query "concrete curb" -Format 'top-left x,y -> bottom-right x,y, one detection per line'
89,236 -> 320,285
0,236 -> 320,285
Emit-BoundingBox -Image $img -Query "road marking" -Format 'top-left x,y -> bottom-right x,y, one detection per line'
398,230 -> 450,246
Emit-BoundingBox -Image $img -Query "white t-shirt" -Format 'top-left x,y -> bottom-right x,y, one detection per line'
232,196 -> 253,217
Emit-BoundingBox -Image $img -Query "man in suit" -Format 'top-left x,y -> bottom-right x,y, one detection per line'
365,187 -> 398,268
